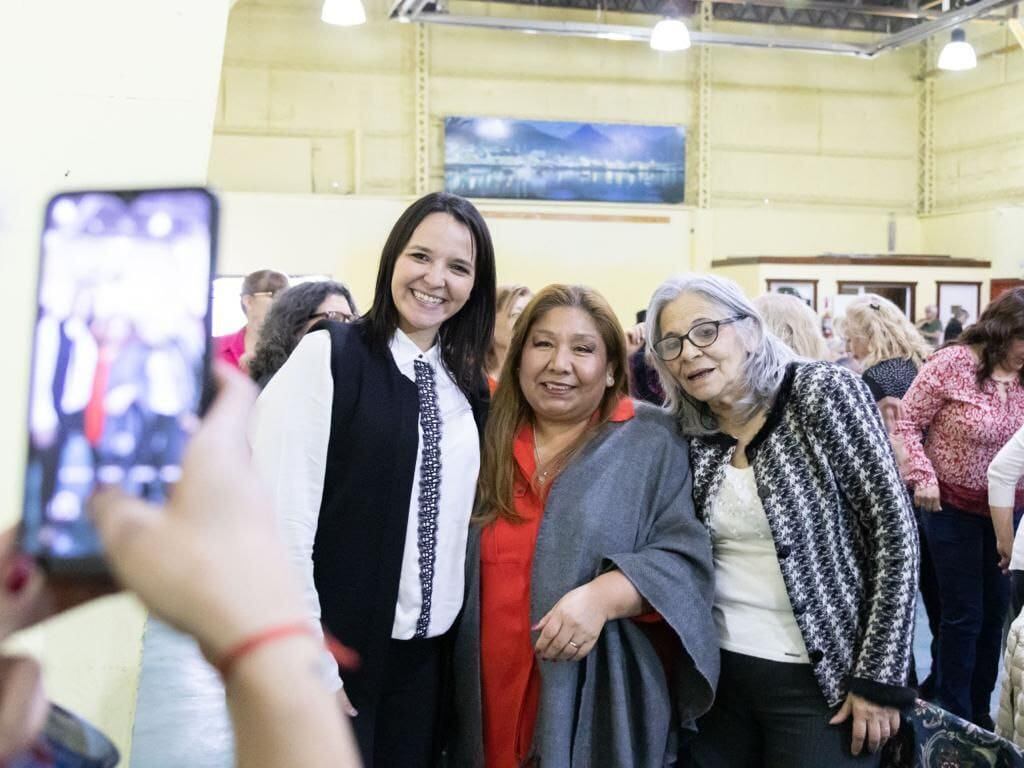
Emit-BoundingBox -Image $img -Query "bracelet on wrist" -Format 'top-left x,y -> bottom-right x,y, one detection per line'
215,622 -> 315,680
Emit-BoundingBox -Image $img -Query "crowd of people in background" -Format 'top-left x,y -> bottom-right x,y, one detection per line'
9,190 -> 1024,767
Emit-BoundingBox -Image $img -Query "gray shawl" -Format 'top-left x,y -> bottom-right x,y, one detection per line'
449,403 -> 719,767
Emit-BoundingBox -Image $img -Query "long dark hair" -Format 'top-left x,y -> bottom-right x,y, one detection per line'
248,280 -> 357,386
958,287 -> 1024,386
364,192 -> 496,395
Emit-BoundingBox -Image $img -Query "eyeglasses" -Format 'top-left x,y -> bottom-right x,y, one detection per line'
652,316 -> 746,361
309,310 -> 355,324
248,290 -> 280,299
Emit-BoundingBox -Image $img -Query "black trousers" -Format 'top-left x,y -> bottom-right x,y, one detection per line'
350,635 -> 447,768
685,651 -> 882,768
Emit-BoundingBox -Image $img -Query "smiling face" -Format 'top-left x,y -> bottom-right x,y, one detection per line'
657,292 -> 749,409
518,306 -> 613,428
390,212 -> 476,350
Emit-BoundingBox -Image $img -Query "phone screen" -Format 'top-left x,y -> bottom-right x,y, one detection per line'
21,189 -> 216,571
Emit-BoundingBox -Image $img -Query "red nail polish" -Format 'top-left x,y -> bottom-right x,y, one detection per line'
4,556 -> 32,594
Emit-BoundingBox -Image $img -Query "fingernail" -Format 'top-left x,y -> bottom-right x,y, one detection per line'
531,622 -> 540,631
4,555 -> 33,595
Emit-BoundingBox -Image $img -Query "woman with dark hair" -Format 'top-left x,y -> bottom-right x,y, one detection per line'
647,274 -> 917,765
896,287 -> 1024,727
247,280 -> 357,388
450,284 -> 718,768
249,192 -> 496,768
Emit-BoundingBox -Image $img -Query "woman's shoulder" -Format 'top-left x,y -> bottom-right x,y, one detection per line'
929,343 -> 974,366
915,344 -> 975,383
789,359 -> 864,398
599,401 -> 686,455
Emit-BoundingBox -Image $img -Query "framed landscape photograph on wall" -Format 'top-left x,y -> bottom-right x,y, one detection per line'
766,279 -> 818,311
443,117 -> 686,204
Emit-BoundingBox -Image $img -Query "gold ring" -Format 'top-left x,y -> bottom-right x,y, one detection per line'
568,641 -> 580,650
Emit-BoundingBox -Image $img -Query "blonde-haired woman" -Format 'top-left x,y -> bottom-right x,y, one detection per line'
450,284 -> 718,768
485,284 -> 532,390
843,295 -> 931,411
753,293 -> 829,360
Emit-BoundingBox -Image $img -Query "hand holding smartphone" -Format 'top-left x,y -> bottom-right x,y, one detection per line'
20,188 -> 218,576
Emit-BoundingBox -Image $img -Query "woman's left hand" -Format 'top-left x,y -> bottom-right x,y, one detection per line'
829,692 -> 900,755
533,583 -> 608,662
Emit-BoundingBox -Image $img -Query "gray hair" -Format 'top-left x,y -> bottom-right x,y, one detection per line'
645,273 -> 795,436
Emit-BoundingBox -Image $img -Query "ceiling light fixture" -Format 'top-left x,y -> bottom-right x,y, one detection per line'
650,18 -> 691,51
322,0 -> 366,27
937,27 -> 977,71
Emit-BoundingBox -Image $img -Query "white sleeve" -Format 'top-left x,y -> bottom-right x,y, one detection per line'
990,424 -> 1024,509
248,330 -> 342,691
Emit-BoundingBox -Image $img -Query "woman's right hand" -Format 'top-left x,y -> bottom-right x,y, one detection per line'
914,484 -> 941,513
90,363 -> 309,661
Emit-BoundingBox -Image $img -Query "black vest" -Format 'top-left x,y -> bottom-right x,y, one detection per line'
311,322 -> 487,708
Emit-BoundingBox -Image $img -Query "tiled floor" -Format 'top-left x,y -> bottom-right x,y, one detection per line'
127,596 -> 1002,766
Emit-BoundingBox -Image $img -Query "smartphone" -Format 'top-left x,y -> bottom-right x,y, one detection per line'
20,188 -> 218,576
7,703 -> 120,768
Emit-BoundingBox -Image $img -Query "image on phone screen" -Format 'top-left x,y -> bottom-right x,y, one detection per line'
21,189 -> 216,570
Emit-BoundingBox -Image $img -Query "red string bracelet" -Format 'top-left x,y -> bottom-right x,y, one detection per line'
215,622 -> 315,680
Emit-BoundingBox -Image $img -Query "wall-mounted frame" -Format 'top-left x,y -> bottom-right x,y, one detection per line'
837,281 -> 916,320
443,117 -> 686,203
936,281 -> 981,328
765,279 -> 818,311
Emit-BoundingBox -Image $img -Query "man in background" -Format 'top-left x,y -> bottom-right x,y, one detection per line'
214,269 -> 289,372
917,304 -> 943,347
943,305 -> 969,344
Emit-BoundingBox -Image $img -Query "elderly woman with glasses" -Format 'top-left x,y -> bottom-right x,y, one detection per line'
645,274 -> 918,766
247,280 -> 358,388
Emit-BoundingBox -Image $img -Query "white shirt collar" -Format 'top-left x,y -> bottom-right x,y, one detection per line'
389,328 -> 442,369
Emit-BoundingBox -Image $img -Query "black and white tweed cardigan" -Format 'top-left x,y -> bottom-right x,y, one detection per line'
690,361 -> 919,708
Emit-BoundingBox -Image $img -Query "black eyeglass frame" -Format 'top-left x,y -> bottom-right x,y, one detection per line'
308,310 -> 355,324
653,315 -> 747,361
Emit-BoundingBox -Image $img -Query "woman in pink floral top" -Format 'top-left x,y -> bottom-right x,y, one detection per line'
896,287 -> 1024,727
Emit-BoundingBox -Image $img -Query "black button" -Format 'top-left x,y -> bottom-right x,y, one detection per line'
777,545 -> 791,558
808,649 -> 824,664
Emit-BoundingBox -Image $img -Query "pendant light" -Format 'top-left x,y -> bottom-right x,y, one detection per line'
322,0 -> 366,27
650,18 -> 691,51
937,27 -> 977,71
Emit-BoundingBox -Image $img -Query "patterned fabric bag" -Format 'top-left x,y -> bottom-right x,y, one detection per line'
883,700 -> 1024,767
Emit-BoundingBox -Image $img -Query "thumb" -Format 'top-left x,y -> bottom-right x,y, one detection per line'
90,488 -> 162,582
532,611 -> 552,632
829,697 -> 852,725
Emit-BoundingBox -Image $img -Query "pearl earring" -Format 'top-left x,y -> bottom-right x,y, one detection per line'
606,375 -> 614,386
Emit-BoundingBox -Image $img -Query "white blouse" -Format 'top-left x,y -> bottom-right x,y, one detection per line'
709,464 -> 809,664
249,328 -> 481,689
989,422 -> 1024,570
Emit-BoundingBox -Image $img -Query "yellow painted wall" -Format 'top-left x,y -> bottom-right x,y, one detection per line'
0,2 -> 232,762
933,21 -> 1024,212
210,0 -> 931,322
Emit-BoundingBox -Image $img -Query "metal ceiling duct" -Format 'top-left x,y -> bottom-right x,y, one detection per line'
388,0 -> 1019,58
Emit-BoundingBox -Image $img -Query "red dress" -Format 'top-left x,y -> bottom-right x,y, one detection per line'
479,398 -> 635,768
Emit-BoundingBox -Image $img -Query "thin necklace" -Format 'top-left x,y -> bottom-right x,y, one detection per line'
533,425 -> 552,485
